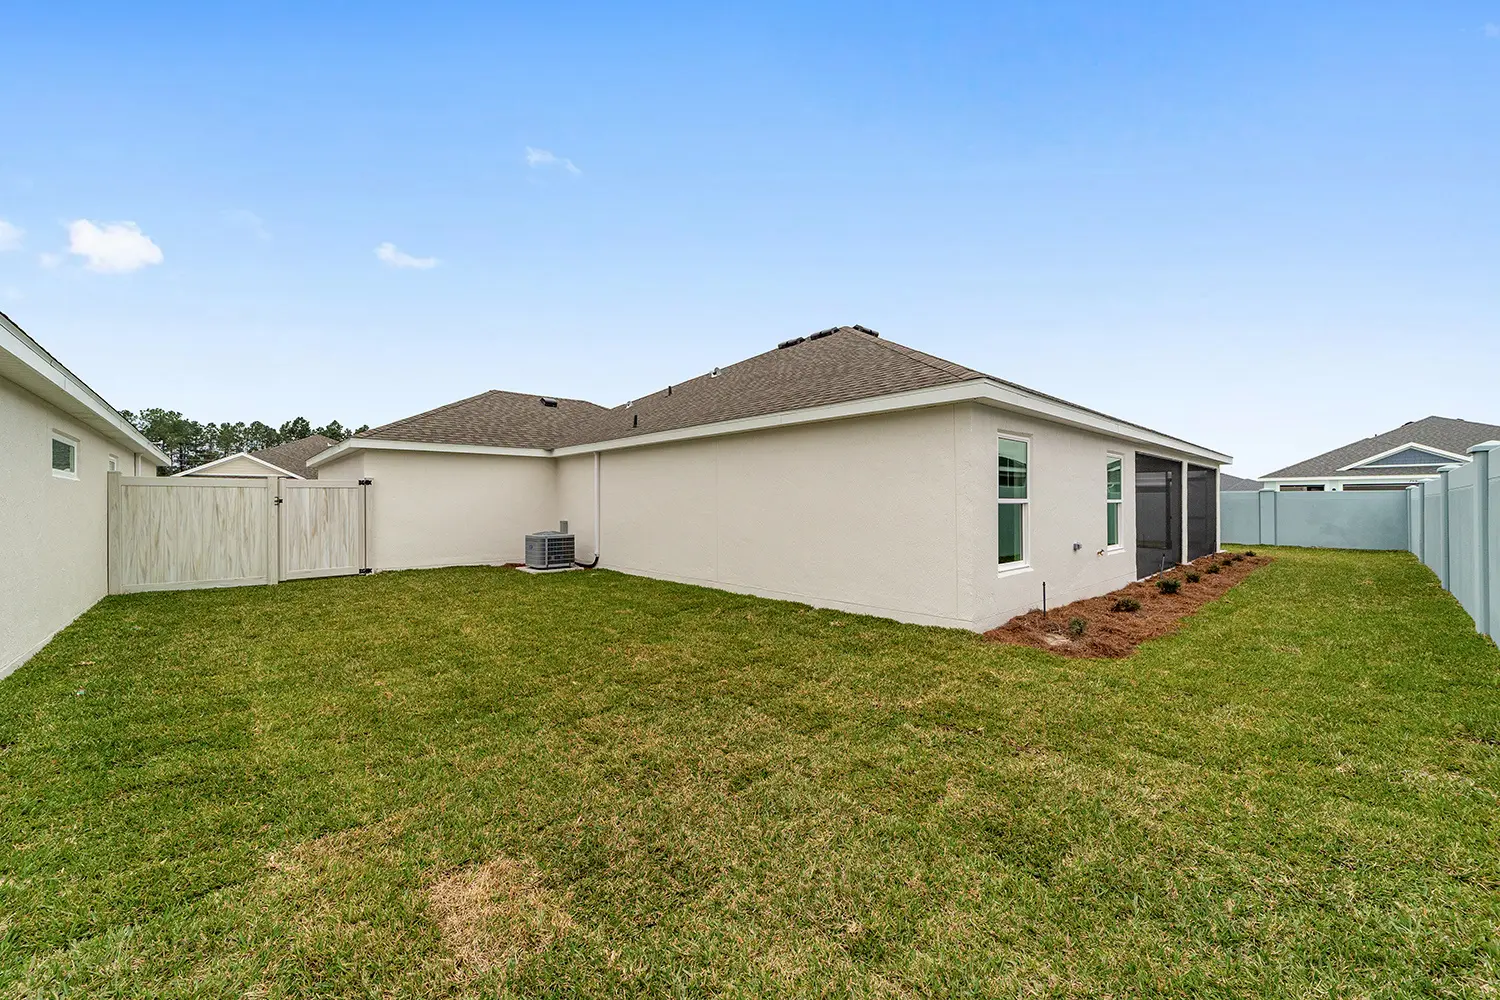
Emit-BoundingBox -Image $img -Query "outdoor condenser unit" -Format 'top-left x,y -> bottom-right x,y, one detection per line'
525,523 -> 575,570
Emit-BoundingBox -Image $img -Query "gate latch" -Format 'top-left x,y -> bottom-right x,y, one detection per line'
273,496 -> 284,505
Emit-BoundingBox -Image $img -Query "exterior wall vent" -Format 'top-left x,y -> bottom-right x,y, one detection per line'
539,397 -> 558,407
525,529 -> 575,569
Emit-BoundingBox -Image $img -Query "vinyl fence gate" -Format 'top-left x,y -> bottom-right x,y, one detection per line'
106,473 -> 369,594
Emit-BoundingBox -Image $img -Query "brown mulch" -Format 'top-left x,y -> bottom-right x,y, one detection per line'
984,551 -> 1272,658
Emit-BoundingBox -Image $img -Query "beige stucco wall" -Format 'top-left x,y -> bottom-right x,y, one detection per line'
318,448 -> 557,571
556,406 -> 968,626
1,378 -> 155,676
182,454 -> 286,477
554,453 -> 598,560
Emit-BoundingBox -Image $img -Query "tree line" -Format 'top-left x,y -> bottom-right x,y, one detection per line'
121,408 -> 370,473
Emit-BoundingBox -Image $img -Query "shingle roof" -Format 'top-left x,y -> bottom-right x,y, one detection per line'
356,325 -> 1215,455
361,391 -> 607,450
1263,416 -> 1500,479
1220,474 -> 1263,491
250,434 -> 338,479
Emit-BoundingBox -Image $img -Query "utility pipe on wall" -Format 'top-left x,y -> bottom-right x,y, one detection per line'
593,451 -> 601,560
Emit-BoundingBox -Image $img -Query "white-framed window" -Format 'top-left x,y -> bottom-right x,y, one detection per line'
997,434 -> 1029,570
51,432 -> 79,479
1106,454 -> 1123,548
108,454 -> 119,472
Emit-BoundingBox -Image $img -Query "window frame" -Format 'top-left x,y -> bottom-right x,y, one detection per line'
997,432 -> 1031,575
51,431 -> 79,480
1106,452 -> 1123,550
107,454 -> 120,473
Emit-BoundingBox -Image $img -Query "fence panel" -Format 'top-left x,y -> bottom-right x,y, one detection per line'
1220,492 -> 1260,544
107,475 -> 275,593
107,473 -> 369,593
1220,490 -> 1406,549
279,479 -> 367,580
1423,477 -> 1447,586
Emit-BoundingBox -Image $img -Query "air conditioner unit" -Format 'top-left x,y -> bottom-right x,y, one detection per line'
525,529 -> 575,570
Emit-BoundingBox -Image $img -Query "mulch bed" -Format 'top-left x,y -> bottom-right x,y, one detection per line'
984,551 -> 1272,658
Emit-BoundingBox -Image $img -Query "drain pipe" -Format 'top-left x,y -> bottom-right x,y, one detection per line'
573,451 -> 602,568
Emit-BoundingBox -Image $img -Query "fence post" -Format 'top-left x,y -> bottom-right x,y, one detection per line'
107,471 -> 122,596
1258,487 -> 1277,545
1437,466 -> 1454,590
266,477 -> 281,586
1406,484 -> 1422,556
1471,442 -> 1500,640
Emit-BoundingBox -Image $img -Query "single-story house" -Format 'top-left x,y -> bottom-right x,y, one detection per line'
177,434 -> 336,479
309,326 -> 1230,630
1260,416 -> 1500,492
0,310 -> 171,676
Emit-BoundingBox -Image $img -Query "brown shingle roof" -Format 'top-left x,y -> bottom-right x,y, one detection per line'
361,390 -> 607,450
1262,416 -> 1500,478
250,434 -> 338,478
356,325 -> 1216,455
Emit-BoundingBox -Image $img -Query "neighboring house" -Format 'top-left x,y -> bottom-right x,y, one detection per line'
310,326 -> 1230,631
176,434 -> 336,479
1220,474 -> 1262,492
1260,416 -> 1500,492
0,311 -> 171,676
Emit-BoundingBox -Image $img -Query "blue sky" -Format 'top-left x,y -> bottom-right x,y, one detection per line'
2,3 -> 1497,476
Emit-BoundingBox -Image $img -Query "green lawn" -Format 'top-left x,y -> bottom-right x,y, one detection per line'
2,547 -> 1498,998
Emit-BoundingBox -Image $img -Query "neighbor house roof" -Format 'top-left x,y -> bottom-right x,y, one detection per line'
312,326 -> 1229,468
249,434 -> 337,479
0,310 -> 171,466
1220,474 -> 1263,491
1262,416 -> 1500,480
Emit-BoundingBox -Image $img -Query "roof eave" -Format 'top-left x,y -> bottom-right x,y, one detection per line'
0,312 -> 172,466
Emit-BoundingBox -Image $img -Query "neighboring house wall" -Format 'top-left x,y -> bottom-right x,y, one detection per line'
316,449 -> 556,571
0,378 -> 152,676
181,454 -> 286,477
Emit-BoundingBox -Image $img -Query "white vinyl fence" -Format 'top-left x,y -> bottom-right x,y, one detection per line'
106,473 -> 368,594
1223,442 -> 1499,641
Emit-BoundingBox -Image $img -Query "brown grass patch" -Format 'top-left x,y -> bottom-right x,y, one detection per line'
985,552 -> 1271,658
426,855 -> 574,975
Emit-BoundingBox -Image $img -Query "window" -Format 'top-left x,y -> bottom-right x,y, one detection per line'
1106,455 -> 1122,547
998,435 -> 1029,568
51,433 -> 78,479
108,455 -> 119,472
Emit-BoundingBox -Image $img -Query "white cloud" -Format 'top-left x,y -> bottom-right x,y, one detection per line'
38,251 -> 62,268
67,220 -> 164,273
0,219 -> 23,251
525,146 -> 581,175
375,241 -> 439,270
221,208 -> 270,241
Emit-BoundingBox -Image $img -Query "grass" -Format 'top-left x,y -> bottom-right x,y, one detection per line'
1,546 -> 1498,998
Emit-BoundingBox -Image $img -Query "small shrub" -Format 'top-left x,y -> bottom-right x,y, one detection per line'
1068,617 -> 1087,638
1112,597 -> 1141,613
1185,570 -> 1201,583
1157,577 -> 1181,595
1231,554 -> 1244,563
1206,563 -> 1221,574
1244,550 -> 1257,557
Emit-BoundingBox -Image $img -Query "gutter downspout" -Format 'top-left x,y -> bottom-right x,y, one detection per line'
593,450 -> 601,560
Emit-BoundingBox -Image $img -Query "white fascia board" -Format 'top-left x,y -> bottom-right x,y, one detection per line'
305,437 -> 552,468
1336,441 -> 1472,471
174,452 -> 301,478
1264,474 -> 1444,484
554,379 -> 1233,464
0,314 -> 172,466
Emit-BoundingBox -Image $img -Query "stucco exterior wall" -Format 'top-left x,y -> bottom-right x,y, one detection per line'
954,404 -> 1142,631
319,448 -> 557,571
1,378 -> 154,676
554,453 -> 598,560
559,406 -> 967,626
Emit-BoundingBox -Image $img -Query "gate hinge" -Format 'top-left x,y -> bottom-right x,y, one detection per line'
359,568 -> 373,575
358,478 -> 372,485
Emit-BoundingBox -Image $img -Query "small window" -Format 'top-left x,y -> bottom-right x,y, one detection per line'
998,436 -> 1029,568
1106,455 -> 1122,548
51,434 -> 78,478
108,455 -> 119,472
